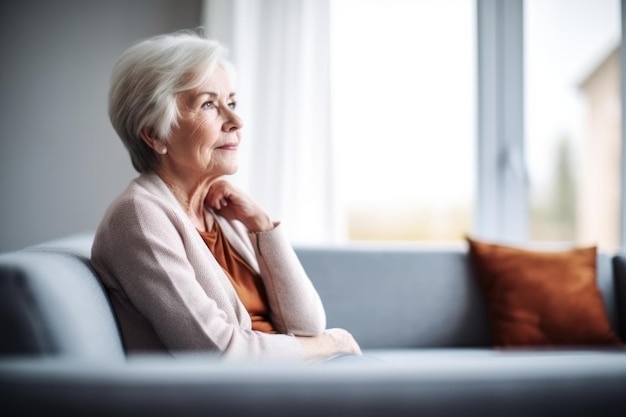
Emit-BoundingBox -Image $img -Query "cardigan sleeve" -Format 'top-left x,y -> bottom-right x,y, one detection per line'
247,224 -> 327,336
91,191 -> 303,362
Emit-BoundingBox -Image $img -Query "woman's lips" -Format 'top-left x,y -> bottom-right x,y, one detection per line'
217,143 -> 238,150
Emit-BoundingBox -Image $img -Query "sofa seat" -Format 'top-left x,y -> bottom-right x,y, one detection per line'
2,349 -> 626,416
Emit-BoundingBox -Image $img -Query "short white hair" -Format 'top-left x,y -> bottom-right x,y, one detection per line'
108,28 -> 231,172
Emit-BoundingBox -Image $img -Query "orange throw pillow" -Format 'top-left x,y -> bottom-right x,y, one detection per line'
467,237 -> 622,347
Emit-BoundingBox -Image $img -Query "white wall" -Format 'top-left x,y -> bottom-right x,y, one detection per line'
0,0 -> 201,252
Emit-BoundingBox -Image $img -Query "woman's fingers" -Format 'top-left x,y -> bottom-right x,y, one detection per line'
206,180 -> 234,210
206,180 -> 270,230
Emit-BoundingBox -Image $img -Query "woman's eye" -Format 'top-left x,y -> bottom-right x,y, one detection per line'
228,101 -> 237,110
201,101 -> 215,110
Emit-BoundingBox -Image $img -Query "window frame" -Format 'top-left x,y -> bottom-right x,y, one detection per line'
476,0 -> 527,243
476,0 -> 624,248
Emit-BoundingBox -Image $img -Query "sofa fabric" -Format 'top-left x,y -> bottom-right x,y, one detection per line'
0,234 -> 124,359
610,254 -> 626,340
2,351 -> 626,417
1,234 -> 625,416
296,246 -> 492,348
1,235 -> 623,355
297,245 -> 622,349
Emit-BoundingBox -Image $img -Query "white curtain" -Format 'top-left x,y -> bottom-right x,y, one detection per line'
202,0 -> 343,244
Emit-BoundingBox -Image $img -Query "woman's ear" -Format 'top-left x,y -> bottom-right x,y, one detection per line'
140,128 -> 167,155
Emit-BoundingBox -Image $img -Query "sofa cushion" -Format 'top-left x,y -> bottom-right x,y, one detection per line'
0,235 -> 125,359
467,237 -> 622,347
296,245 -> 491,348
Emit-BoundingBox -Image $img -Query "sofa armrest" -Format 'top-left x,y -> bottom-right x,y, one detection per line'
611,255 -> 626,341
0,248 -> 124,359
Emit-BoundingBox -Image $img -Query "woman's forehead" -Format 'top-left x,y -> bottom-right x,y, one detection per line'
178,70 -> 235,105
193,66 -> 234,95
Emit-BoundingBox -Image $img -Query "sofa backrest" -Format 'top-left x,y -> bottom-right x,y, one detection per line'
0,234 -> 125,360
0,234 -> 622,357
296,245 -> 622,349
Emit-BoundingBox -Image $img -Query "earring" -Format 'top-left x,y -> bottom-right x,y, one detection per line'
160,148 -> 167,155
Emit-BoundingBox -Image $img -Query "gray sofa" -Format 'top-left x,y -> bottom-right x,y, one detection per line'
1,233 -> 626,416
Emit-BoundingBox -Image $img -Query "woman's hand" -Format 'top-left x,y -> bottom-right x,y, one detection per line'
205,180 -> 273,232
296,328 -> 362,363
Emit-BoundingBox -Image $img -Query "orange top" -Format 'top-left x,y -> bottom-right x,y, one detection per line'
198,222 -> 276,334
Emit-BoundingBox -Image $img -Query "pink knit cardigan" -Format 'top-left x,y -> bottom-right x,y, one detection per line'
91,173 -> 326,361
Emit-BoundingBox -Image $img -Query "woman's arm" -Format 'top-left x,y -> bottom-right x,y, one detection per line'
206,180 -> 327,335
92,190 -> 303,361
248,225 -> 327,335
205,180 -> 361,357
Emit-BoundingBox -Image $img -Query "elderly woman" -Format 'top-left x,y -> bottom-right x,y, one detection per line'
91,29 -> 361,362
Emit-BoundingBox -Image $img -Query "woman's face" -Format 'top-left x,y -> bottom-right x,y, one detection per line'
164,65 -> 243,180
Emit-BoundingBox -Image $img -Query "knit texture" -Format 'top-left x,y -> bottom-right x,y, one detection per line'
91,173 -> 326,361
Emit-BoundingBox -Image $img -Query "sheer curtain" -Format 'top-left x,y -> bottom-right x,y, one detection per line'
202,0 -> 342,244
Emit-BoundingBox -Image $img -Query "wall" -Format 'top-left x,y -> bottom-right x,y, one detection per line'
0,0 -> 202,252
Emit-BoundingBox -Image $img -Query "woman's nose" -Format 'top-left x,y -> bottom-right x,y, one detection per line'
223,109 -> 244,132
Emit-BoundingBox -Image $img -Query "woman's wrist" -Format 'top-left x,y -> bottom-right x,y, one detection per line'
296,328 -> 362,363
245,213 -> 274,233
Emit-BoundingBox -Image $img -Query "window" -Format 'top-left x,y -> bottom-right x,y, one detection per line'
525,0 -> 621,250
330,0 -> 623,247
217,0 -> 623,246
330,0 -> 476,242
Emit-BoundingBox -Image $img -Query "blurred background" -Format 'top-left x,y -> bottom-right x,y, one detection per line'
0,0 -> 622,252
0,0 -> 202,252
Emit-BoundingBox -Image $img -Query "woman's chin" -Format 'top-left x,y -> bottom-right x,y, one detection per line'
221,162 -> 239,176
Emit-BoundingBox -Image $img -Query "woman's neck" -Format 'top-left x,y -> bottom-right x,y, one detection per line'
155,169 -> 217,232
